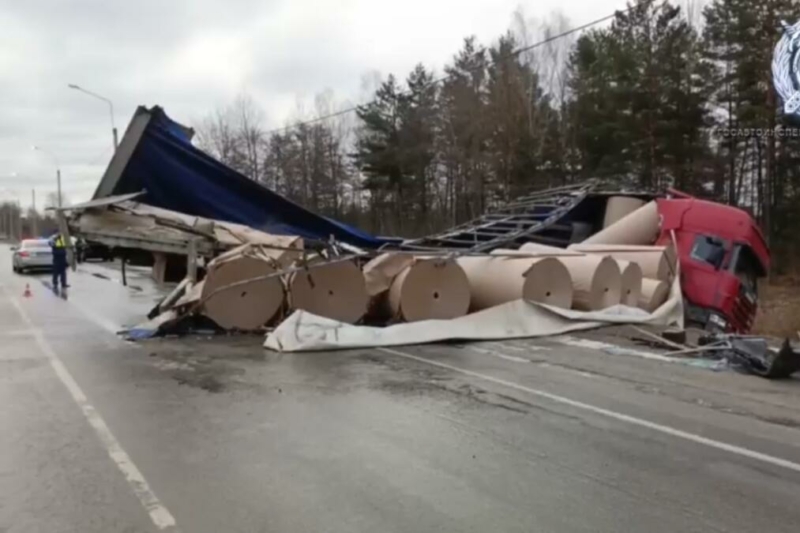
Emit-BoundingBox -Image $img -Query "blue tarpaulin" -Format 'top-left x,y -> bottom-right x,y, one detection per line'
94,106 -> 384,249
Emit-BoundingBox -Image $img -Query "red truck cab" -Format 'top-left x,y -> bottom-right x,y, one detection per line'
656,195 -> 770,333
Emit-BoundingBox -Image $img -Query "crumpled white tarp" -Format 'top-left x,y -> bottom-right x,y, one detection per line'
264,269 -> 684,352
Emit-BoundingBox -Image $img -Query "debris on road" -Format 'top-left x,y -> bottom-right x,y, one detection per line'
287,256 -> 368,324
385,255 -> 470,322
640,278 -> 671,312
200,247 -> 286,331
628,325 -> 689,351
72,106 -> 787,380
568,243 -> 678,282
457,254 -> 573,311
520,243 -> 623,311
698,334 -> 800,379
582,200 -> 661,246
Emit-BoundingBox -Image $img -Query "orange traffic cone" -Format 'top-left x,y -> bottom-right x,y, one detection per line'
23,284 -> 32,298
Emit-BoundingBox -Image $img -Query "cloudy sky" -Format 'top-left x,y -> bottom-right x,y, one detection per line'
1,0 -> 625,209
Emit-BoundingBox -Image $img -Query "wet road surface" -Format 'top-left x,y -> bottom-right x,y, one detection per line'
1,244 -> 800,532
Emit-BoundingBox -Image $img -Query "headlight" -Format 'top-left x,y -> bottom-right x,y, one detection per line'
709,313 -> 727,329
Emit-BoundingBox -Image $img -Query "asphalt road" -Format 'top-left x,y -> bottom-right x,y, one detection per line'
1,244 -> 800,533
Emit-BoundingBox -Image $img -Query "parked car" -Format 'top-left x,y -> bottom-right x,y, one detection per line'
12,239 -> 53,273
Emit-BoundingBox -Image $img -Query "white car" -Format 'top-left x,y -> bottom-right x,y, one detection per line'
12,239 -> 54,273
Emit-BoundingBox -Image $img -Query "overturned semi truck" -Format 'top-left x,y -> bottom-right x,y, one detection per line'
68,106 -> 768,335
399,182 -> 769,334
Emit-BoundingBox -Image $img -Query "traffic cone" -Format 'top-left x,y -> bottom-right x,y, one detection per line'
23,284 -> 32,298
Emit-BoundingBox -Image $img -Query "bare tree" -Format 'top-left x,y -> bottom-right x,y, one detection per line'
232,94 -> 266,181
194,106 -> 240,167
45,191 -> 69,209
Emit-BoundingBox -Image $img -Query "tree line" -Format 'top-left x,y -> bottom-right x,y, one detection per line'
0,201 -> 61,240
196,0 -> 800,271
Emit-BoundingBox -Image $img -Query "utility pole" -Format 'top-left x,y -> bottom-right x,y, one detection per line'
68,84 -> 118,152
57,169 -> 62,208
31,189 -> 37,237
32,146 -> 62,208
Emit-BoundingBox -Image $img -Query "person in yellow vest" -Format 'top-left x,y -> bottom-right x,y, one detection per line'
49,234 -> 69,291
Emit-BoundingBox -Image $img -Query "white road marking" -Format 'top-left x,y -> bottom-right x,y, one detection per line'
554,335 -> 677,362
466,345 -> 531,363
486,341 -> 551,353
378,347 -> 800,475
6,290 -> 178,530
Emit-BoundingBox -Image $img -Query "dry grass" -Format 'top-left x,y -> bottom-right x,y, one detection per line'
752,277 -> 800,338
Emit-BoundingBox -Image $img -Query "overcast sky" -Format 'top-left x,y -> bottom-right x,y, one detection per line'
0,0 -> 625,209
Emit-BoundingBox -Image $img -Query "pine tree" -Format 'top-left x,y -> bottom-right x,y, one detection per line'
703,0 -> 800,255
440,37 -> 491,222
568,1 -> 712,190
354,75 -> 405,233
398,64 -> 439,233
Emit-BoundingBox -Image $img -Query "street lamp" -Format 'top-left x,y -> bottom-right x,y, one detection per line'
32,145 -> 62,209
68,83 -> 118,151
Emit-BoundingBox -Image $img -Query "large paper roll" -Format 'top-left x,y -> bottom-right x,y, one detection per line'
639,278 -> 669,312
603,196 -> 646,228
458,255 -> 573,311
617,260 -> 643,307
567,243 -> 677,281
583,201 -> 660,246
201,256 -> 284,330
288,259 -> 368,324
363,253 -> 416,297
520,243 -> 621,310
387,258 -> 470,322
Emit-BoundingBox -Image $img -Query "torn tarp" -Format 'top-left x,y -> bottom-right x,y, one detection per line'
93,106 -> 386,249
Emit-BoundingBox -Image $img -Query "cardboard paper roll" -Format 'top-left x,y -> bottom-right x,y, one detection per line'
603,196 -> 646,228
520,243 -> 621,310
288,260 -> 368,324
640,278 -> 669,312
202,256 -> 284,330
363,253 -> 416,297
617,260 -> 643,307
387,258 -> 470,322
582,201 -> 660,246
490,247 -> 582,258
458,256 -> 573,311
567,244 -> 677,281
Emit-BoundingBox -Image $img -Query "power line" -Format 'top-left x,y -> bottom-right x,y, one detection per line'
263,0 -> 651,136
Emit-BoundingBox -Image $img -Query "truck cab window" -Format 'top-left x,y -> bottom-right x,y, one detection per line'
690,235 -> 727,269
729,244 -> 762,296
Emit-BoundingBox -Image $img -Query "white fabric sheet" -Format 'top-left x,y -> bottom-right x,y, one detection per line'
264,271 -> 684,352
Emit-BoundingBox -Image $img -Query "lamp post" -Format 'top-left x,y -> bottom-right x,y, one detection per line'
32,146 -> 62,209
68,83 -> 118,151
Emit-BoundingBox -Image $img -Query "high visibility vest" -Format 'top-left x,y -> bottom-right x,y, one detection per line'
53,236 -> 65,248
